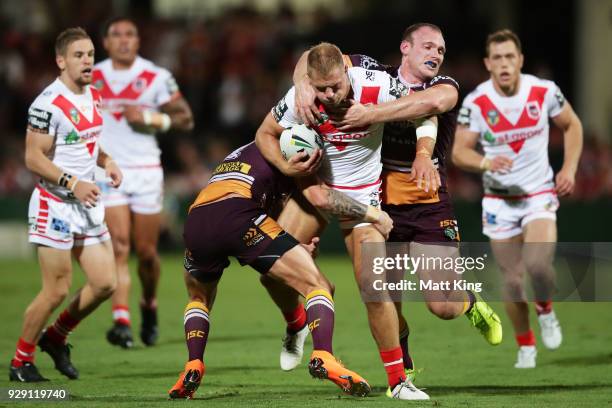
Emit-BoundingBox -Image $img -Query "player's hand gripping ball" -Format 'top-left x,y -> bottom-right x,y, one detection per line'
279,124 -> 324,161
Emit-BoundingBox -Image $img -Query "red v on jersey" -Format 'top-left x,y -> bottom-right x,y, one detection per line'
92,70 -> 158,120
52,94 -> 102,132
474,86 -> 548,153
315,86 -> 381,152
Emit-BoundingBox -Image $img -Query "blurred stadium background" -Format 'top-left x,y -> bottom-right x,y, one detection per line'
0,0 -> 610,258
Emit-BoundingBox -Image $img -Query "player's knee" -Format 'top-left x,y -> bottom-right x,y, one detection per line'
112,235 -> 130,261
427,301 -> 461,320
92,277 -> 117,300
135,244 -> 158,266
44,284 -> 70,308
524,258 -> 553,276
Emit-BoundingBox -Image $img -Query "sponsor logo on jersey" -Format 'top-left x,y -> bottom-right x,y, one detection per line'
94,79 -> 104,91
486,109 -> 499,126
243,227 -> 264,247
554,87 -> 565,107
457,106 -> 471,126
484,130 -> 495,143
69,108 -> 80,125
28,108 -> 52,132
272,97 -> 288,122
357,55 -> 379,70
213,161 -> 252,175
365,70 -> 375,81
526,101 -> 541,120
64,129 -> 80,144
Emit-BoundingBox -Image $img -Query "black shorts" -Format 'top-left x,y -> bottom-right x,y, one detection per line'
183,198 -> 299,283
383,198 -> 460,243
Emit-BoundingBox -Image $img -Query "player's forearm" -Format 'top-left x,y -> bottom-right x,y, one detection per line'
416,136 -> 436,158
96,149 -> 114,168
160,99 -> 194,132
25,148 -> 67,186
561,117 -> 583,174
368,85 -> 456,123
255,128 -> 286,172
303,184 -> 383,222
451,145 -> 487,173
293,51 -> 309,85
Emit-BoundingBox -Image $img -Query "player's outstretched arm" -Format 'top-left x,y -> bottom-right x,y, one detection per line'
255,112 -> 322,177
452,126 -> 512,174
300,181 -> 393,239
551,102 -> 583,196
25,130 -> 100,207
335,84 -> 458,130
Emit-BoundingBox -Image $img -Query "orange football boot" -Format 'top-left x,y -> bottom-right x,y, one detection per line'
308,350 -> 370,397
168,359 -> 205,399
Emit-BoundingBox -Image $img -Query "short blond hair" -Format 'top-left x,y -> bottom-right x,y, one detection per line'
307,42 -> 344,79
55,27 -> 91,56
486,29 -> 522,57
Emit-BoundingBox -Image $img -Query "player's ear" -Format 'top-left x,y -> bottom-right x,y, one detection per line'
518,52 -> 524,70
400,40 -> 411,55
56,54 -> 66,71
483,56 -> 492,73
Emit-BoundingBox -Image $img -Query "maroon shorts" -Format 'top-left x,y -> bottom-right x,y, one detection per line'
183,198 -> 299,282
383,198 -> 460,243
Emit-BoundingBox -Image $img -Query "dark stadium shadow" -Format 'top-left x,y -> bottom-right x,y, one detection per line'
369,383 -> 612,396
550,353 -> 612,367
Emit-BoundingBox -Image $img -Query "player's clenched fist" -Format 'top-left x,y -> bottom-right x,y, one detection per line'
373,211 -> 394,240
105,160 -> 123,188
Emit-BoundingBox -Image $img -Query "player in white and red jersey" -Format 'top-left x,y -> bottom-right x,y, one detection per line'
92,17 -> 194,348
9,28 -> 122,382
453,29 -> 583,368
256,43 -> 431,400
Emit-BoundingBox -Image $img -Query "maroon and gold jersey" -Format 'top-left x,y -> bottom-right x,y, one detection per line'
190,142 -> 294,212
347,54 -> 459,205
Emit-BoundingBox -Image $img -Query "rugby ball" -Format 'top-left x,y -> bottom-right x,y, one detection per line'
279,124 -> 324,161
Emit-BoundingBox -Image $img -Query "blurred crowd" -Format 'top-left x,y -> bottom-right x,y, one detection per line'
1,1 -> 610,208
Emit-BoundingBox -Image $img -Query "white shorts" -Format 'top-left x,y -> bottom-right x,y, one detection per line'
328,180 -> 382,230
28,186 -> 110,250
98,165 -> 164,214
482,189 -> 559,240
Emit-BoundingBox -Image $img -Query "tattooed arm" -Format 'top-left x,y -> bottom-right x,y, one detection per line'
300,181 -> 393,238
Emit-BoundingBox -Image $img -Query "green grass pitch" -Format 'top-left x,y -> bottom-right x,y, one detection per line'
1,254 -> 611,407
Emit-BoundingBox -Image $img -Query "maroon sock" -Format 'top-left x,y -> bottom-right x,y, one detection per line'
399,326 -> 413,370
305,290 -> 334,354
184,300 -> 210,361
46,309 -> 80,345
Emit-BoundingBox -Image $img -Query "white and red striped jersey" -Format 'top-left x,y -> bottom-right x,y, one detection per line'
27,78 -> 103,201
92,56 -> 180,167
272,67 -> 407,189
458,74 -> 565,196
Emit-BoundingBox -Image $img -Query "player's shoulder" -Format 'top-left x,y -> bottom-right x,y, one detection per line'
521,73 -> 557,90
428,75 -> 459,90
137,56 -> 173,77
30,80 -> 62,109
463,79 -> 493,104
93,58 -> 112,72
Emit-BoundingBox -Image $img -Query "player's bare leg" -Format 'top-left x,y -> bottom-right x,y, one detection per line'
37,241 -> 116,380
261,196 -> 328,370
345,226 -> 428,400
10,247 -> 73,382
105,205 -> 134,348
491,235 -> 535,367
133,211 -> 162,346
523,219 -> 562,350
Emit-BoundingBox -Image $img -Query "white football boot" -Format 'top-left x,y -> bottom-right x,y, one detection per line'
538,310 -> 562,350
280,325 -> 309,371
386,379 -> 430,400
514,345 -> 537,368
